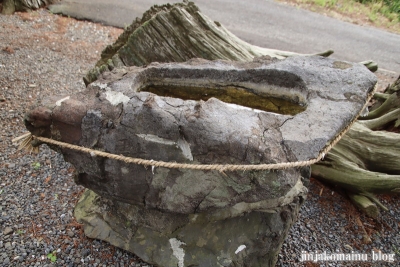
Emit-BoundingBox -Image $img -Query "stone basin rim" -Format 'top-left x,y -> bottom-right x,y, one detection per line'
22,78 -> 375,172
24,56 -> 377,165
96,61 -> 311,116
92,56 -> 377,161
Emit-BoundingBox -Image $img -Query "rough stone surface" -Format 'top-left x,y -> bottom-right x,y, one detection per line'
75,188 -> 305,267
26,56 -> 376,209
3,227 -> 13,236
25,55 -> 376,266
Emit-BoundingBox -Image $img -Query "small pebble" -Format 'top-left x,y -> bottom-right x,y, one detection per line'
67,230 -> 75,237
3,227 -> 13,235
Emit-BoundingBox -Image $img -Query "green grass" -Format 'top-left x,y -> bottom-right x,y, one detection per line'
32,162 -> 41,170
305,0 -> 399,22
47,251 -> 57,263
294,0 -> 400,32
342,2 -> 355,13
368,9 -> 378,22
393,246 -> 400,257
355,0 -> 400,21
16,229 -> 24,235
310,0 -> 338,7
314,0 -> 327,6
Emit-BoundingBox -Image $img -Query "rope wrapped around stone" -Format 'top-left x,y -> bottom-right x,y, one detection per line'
13,84 -> 377,172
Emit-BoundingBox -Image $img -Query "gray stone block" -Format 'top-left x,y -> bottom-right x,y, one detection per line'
25,55 -> 376,266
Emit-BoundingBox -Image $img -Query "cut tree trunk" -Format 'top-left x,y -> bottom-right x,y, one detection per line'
1,0 -> 59,14
347,193 -> 379,219
312,121 -> 400,194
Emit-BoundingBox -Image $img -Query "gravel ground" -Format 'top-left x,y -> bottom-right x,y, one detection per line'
0,9 -> 399,267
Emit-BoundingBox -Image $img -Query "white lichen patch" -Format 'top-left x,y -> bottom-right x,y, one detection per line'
91,82 -> 108,90
93,81 -> 130,106
177,138 -> 193,161
190,214 -> 198,222
235,245 -> 246,254
169,238 -> 186,267
150,159 -> 155,175
55,96 -> 70,106
104,90 -> 130,106
136,134 -> 176,146
121,167 -> 129,174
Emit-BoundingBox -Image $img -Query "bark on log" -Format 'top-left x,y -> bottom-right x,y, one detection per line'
363,91 -> 400,120
1,0 -> 59,14
348,193 -> 379,219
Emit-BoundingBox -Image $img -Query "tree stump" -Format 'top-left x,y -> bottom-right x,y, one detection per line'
1,0 -> 59,14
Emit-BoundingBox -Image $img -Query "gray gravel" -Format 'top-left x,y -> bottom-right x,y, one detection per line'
279,180 -> 399,267
0,9 -> 399,267
0,9 -> 149,267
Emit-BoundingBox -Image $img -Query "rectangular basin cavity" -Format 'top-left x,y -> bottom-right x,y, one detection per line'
139,84 -> 307,116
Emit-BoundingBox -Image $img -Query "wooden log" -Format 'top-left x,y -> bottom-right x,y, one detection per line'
1,0 -> 16,14
360,108 -> 400,130
348,193 -> 379,219
1,0 -> 59,14
361,91 -> 400,120
312,122 -> 400,194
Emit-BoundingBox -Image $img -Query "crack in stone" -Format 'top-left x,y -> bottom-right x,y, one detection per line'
115,106 -> 124,125
129,95 -> 144,102
279,116 -> 295,128
193,186 -> 216,213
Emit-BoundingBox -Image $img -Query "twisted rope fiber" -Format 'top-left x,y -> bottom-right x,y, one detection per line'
26,84 -> 377,172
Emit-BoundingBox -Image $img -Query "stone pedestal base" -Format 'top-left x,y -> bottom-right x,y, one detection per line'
75,179 -> 307,267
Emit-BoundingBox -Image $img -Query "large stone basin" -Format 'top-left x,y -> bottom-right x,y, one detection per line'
25,56 -> 376,266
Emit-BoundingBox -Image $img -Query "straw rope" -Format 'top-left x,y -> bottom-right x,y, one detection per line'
14,84 -> 377,172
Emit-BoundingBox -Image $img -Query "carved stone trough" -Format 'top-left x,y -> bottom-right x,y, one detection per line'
25,56 -> 376,266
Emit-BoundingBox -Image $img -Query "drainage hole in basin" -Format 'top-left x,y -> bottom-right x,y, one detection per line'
141,85 -> 307,116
